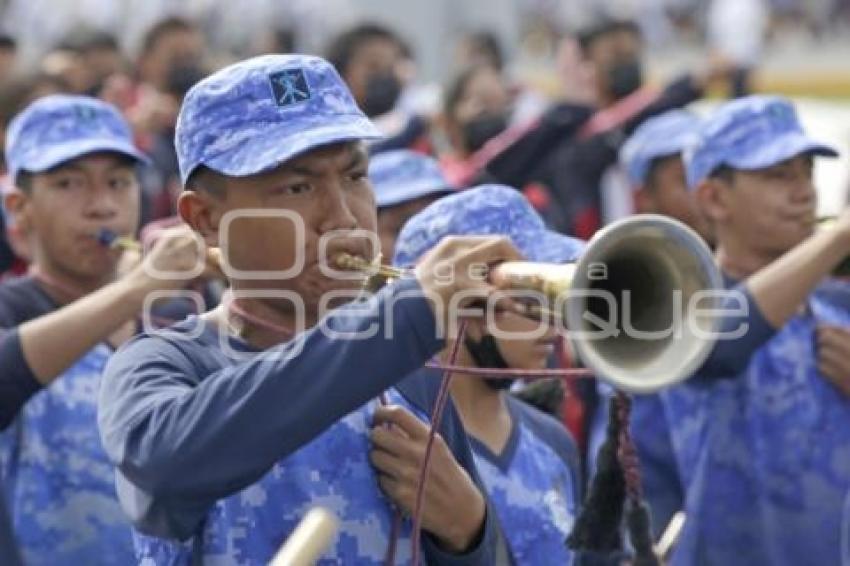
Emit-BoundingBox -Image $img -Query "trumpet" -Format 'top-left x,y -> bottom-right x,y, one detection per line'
334,214 -> 723,394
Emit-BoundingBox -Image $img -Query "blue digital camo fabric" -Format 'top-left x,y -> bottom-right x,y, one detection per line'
175,54 -> 382,184
662,286 -> 850,566
683,95 -> 837,189
4,94 -> 148,183
0,343 -> 134,565
619,109 -> 700,187
392,184 -> 584,268
471,421 -> 576,565
133,388 -> 429,565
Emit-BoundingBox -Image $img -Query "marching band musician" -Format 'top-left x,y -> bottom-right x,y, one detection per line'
97,54 -> 511,564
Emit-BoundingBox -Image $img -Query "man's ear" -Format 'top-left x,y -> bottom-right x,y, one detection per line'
4,188 -> 32,235
695,177 -> 731,224
177,190 -> 222,248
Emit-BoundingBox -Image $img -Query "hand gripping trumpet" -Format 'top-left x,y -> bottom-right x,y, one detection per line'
335,214 -> 723,395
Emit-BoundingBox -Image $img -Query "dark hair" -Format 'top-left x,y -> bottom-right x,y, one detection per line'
59,29 -> 118,54
461,30 -> 505,71
443,64 -> 493,122
0,34 -> 16,51
325,23 -> 408,77
140,17 -> 196,56
577,19 -> 641,54
709,165 -> 735,184
643,154 -> 681,191
15,171 -> 32,192
185,165 -> 226,197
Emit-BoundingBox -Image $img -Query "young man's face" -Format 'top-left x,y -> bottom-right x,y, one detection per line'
638,155 -> 714,245
711,154 -> 816,259
584,29 -> 643,104
377,195 -> 441,262
200,142 -> 377,311
13,152 -> 140,282
143,29 -> 205,91
486,312 -> 558,371
344,37 -> 404,110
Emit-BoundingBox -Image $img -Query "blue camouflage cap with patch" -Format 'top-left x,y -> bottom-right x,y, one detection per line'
393,184 -> 585,267
620,109 -> 700,188
176,54 -> 383,184
368,149 -> 453,208
5,94 -> 149,184
684,95 -> 838,189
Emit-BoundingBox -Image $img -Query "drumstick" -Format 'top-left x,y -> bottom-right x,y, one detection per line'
654,511 -> 686,560
269,507 -> 339,566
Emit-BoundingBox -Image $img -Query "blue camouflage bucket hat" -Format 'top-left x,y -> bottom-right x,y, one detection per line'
620,109 -> 701,188
5,94 -> 149,184
369,149 -> 453,208
176,54 -> 383,184
393,184 -> 585,267
685,95 -> 838,189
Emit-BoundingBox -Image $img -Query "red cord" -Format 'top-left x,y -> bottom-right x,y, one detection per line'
409,320 -> 469,566
423,362 -> 592,379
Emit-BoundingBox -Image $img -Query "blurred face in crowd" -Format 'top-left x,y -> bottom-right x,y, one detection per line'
637,154 -> 714,245
584,27 -> 643,106
0,45 -> 16,81
698,154 -> 816,267
447,66 -> 511,156
141,27 -> 205,92
41,49 -> 93,94
343,36 -> 407,117
179,142 -> 377,318
468,311 -> 558,374
4,153 -> 140,285
377,195 -> 441,261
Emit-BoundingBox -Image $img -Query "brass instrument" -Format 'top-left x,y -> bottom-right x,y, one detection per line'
335,214 -> 723,394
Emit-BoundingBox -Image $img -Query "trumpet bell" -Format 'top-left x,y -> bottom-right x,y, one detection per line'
565,214 -> 723,394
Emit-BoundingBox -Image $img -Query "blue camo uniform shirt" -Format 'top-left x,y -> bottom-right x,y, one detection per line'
0,277 -> 134,564
469,393 -> 579,566
99,279 -> 500,565
661,280 -> 850,566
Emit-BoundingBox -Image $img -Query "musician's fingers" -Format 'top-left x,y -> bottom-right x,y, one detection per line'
370,425 -> 418,460
376,475 -> 413,513
372,405 -> 430,442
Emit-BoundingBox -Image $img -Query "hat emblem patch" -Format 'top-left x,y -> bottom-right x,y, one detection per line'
268,68 -> 311,107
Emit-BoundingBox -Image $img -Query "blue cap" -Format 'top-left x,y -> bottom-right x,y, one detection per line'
393,184 -> 585,267
369,150 -> 453,208
620,110 -> 700,187
176,54 -> 383,184
685,95 -> 838,189
5,94 -> 149,184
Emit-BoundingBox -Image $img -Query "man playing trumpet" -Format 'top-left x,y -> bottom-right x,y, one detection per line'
97,54 -> 509,564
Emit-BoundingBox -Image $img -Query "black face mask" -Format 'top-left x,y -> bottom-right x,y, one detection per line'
361,72 -> 402,117
461,112 -> 509,154
607,58 -> 643,100
465,334 -> 515,391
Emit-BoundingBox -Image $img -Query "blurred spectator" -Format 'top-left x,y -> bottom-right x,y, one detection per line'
576,19 -> 643,108
326,23 -> 433,153
0,35 -> 18,83
707,0 -> 769,97
137,16 -> 205,94
440,64 -> 512,182
66,30 -> 126,96
326,23 -> 409,118
132,17 -> 208,222
455,30 -> 506,71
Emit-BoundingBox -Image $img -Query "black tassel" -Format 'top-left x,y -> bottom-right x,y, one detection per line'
566,396 -> 626,552
626,499 -> 660,566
